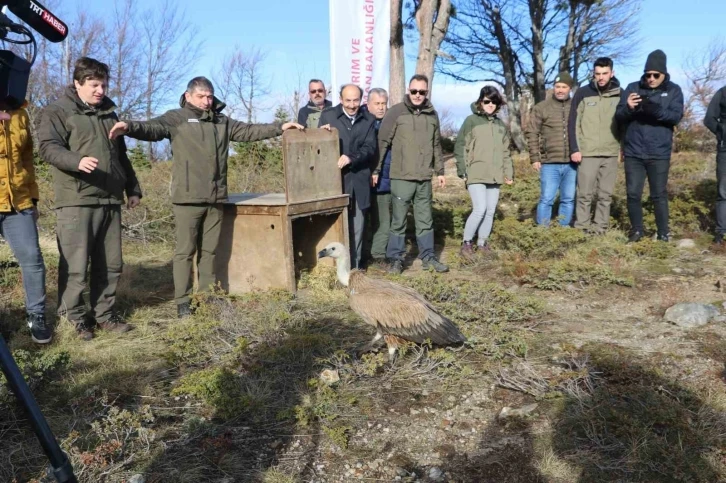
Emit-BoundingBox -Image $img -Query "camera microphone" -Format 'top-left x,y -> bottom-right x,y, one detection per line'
3,0 -> 67,43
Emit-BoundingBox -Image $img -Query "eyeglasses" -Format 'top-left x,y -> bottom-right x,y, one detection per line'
310,89 -> 325,94
481,100 -> 494,105
645,73 -> 661,80
409,89 -> 428,96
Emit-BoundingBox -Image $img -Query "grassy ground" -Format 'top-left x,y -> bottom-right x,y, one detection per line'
1,149 -> 725,482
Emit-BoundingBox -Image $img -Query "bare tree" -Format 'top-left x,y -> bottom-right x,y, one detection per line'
557,0 -> 642,86
684,38 -> 726,113
437,106 -> 458,138
389,0 -> 454,103
104,0 -> 144,119
525,0 -> 557,102
678,38 -> 726,151
15,4 -> 107,132
414,0 -> 453,91
440,0 -> 642,151
437,0 -> 528,150
283,64 -> 309,123
389,0 -> 405,104
215,46 -> 271,123
63,10 -> 106,82
139,0 -> 201,159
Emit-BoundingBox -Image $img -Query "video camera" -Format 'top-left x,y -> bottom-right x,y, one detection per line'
0,4 -> 75,481
0,0 -> 68,108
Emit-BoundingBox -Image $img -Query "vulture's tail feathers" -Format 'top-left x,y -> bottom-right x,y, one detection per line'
427,313 -> 467,345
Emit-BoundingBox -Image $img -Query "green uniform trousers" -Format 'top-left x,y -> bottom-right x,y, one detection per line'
56,204 -> 122,324
172,203 -> 223,305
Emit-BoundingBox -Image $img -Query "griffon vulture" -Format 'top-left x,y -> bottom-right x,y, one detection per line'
317,242 -> 466,360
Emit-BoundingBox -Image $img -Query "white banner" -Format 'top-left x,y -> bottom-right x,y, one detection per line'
329,0 -> 391,103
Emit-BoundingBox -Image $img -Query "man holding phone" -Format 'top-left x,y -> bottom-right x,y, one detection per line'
615,50 -> 684,243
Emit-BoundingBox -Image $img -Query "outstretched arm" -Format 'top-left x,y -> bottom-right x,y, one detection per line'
110,112 -> 176,141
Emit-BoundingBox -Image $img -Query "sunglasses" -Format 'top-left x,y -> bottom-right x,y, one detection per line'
409,89 -> 428,96
645,73 -> 661,80
310,89 -> 325,94
481,99 -> 494,105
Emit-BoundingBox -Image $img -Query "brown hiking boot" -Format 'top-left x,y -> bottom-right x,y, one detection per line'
97,313 -> 134,333
74,319 -> 94,341
460,241 -> 475,261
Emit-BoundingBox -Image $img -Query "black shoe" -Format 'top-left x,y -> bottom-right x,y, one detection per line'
177,302 -> 193,319
627,231 -> 643,243
656,233 -> 670,242
27,313 -> 52,344
97,313 -> 134,333
714,234 -> 724,245
422,256 -> 449,273
388,259 -> 404,275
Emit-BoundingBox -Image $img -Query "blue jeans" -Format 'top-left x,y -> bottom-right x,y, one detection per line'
536,163 -> 578,226
0,209 -> 46,314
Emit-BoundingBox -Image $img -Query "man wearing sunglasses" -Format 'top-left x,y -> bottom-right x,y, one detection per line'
704,84 -> 726,245
615,49 -> 684,243
297,79 -> 332,129
376,74 -> 448,274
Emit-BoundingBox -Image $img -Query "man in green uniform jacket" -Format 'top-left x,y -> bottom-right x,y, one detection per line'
110,77 -> 302,317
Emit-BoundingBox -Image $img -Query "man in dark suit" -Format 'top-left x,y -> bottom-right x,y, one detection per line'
320,84 -> 377,269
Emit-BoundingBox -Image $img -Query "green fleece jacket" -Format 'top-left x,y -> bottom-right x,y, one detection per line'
454,103 -> 513,184
375,96 -> 444,181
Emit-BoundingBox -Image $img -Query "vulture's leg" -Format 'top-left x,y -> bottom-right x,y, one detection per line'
387,344 -> 398,364
356,331 -> 385,356
384,335 -> 405,364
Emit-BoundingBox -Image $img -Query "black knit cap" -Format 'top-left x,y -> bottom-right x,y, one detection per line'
644,49 -> 667,74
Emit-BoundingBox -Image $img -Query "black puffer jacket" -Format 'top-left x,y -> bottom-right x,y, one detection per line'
615,74 -> 684,160
704,85 -> 726,151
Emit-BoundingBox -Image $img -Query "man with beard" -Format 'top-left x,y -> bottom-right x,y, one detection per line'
525,72 -> 576,227
615,50 -> 684,242
569,57 -> 622,234
376,74 -> 448,274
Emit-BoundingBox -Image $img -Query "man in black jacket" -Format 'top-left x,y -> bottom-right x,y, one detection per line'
615,50 -> 684,242
297,79 -> 332,128
320,84 -> 377,269
704,85 -> 726,245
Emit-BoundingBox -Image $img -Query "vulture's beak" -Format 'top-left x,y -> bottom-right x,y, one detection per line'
317,249 -> 328,259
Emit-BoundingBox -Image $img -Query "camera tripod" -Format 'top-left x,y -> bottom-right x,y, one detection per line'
0,334 -> 77,483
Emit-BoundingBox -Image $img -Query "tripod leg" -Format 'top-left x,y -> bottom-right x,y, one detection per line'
0,335 -> 78,483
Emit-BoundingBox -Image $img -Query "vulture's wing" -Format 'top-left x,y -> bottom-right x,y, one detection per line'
348,273 -> 466,345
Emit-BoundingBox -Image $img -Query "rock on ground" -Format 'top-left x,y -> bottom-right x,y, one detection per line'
664,303 -> 721,328
677,239 -> 696,249
498,403 -> 538,420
